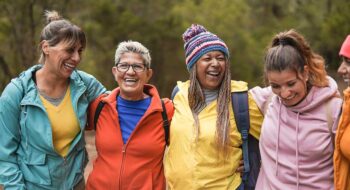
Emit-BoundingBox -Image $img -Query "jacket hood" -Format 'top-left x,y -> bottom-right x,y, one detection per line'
176,80 -> 248,97
101,84 -> 163,111
13,64 -> 92,108
288,76 -> 340,113
13,64 -> 42,94
14,64 -> 87,94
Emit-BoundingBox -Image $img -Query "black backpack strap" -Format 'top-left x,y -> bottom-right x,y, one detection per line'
171,85 -> 179,100
232,91 -> 250,182
94,101 -> 105,130
161,99 -> 170,145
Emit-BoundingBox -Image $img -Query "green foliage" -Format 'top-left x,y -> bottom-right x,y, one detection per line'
0,0 -> 349,95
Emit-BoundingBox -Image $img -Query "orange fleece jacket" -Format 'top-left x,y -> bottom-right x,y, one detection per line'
334,88 -> 350,190
86,84 -> 174,190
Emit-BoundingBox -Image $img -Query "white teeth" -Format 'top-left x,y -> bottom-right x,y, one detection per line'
124,78 -> 137,86
208,71 -> 219,76
125,79 -> 137,82
64,63 -> 75,69
285,95 -> 296,100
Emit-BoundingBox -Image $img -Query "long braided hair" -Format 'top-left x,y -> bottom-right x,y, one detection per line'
188,57 -> 231,155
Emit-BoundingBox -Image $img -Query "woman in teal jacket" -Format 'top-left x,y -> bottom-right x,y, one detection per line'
0,11 -> 105,189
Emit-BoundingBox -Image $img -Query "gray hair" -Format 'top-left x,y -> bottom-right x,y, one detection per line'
114,41 -> 151,68
39,10 -> 86,64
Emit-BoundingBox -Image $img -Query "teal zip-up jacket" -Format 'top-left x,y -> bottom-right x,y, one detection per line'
0,65 -> 106,190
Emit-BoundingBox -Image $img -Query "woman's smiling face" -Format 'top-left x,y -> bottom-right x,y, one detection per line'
43,40 -> 83,79
337,56 -> 350,85
195,51 -> 226,90
267,68 -> 309,107
112,52 -> 152,100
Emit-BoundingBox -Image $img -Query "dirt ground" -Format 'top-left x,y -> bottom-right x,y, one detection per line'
84,131 -> 97,181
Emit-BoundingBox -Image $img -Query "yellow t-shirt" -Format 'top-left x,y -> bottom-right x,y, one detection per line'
40,87 -> 80,157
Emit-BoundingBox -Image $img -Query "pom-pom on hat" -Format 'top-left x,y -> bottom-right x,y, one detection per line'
339,35 -> 350,58
183,24 -> 229,70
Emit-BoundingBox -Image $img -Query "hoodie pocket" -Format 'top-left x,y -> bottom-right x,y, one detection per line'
20,149 -> 51,185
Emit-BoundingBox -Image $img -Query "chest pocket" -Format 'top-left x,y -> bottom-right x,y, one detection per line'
19,104 -> 48,148
19,147 -> 51,185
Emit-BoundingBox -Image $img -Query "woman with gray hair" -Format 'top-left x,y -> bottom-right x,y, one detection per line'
0,10 -> 106,189
85,40 -> 174,189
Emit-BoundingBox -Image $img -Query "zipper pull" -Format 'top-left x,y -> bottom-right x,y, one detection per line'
122,145 -> 126,153
63,157 -> 67,166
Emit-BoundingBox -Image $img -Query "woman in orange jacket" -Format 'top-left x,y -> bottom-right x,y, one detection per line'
335,35 -> 350,190
85,41 -> 174,189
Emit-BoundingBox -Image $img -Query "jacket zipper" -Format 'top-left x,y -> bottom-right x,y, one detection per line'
63,156 -> 68,190
114,101 -> 157,189
20,72 -> 87,189
119,144 -> 126,189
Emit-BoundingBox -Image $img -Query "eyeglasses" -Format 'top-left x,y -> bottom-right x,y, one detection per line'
115,63 -> 147,73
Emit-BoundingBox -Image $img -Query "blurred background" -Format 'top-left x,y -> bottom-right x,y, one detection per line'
1,0 -> 350,185
1,0 -> 350,96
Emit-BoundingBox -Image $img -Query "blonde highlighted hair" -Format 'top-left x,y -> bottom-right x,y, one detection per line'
264,29 -> 328,87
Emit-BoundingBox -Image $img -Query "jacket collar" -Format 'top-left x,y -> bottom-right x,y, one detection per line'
102,84 -> 163,111
19,64 -> 86,104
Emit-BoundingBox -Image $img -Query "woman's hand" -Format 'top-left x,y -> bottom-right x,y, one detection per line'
235,159 -> 244,176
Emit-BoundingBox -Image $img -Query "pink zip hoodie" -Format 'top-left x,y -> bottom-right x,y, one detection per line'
250,76 -> 342,190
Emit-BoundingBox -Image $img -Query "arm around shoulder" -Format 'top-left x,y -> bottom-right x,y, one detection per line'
249,86 -> 274,115
86,94 -> 108,130
247,91 -> 264,140
77,70 -> 107,102
162,98 -> 175,122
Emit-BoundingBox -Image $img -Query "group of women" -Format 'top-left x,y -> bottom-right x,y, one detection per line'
0,10 -> 350,190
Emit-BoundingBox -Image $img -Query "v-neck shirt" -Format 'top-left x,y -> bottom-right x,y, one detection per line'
40,87 -> 80,157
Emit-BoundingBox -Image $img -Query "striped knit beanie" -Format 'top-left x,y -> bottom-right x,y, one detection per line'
183,24 -> 229,70
339,35 -> 350,58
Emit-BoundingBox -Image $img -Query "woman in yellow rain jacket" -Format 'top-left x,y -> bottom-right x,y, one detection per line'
164,24 -> 263,190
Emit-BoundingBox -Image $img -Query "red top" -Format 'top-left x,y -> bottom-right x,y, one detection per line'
86,84 -> 174,190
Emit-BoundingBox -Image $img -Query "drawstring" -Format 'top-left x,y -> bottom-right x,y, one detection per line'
275,101 -> 301,190
275,103 -> 282,176
296,112 -> 300,190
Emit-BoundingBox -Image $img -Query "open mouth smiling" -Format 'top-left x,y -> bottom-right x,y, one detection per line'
207,71 -> 220,77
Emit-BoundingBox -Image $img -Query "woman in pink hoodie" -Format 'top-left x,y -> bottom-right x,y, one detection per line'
250,29 -> 342,190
